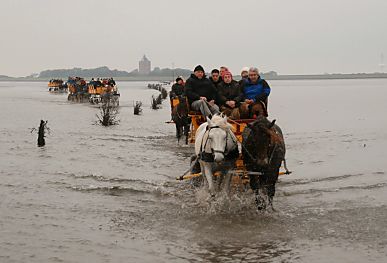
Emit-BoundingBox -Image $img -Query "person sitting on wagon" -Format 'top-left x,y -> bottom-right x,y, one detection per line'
169,77 -> 185,99
169,77 -> 186,118
237,67 -> 271,117
209,69 -> 222,88
108,78 -> 116,86
185,65 -> 220,118
217,71 -> 242,119
219,66 -> 229,81
239,67 -> 249,86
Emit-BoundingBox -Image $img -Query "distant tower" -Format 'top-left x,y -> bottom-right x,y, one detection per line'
139,55 -> 151,75
379,53 -> 385,73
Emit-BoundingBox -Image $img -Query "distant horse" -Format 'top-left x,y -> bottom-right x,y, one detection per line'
171,96 -> 190,144
239,100 -> 268,119
242,115 -> 285,210
195,114 -> 239,196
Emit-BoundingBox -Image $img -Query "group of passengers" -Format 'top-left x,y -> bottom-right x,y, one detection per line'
89,77 -> 116,87
49,79 -> 64,84
67,76 -> 87,87
170,65 -> 270,119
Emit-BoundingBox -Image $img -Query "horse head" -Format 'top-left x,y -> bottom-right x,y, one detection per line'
205,114 -> 235,163
250,101 -> 268,118
177,96 -> 189,116
195,114 -> 239,196
246,115 -> 278,167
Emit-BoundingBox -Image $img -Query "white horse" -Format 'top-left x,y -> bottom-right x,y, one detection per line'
194,114 -> 239,196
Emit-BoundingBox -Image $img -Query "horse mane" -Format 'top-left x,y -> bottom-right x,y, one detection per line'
251,116 -> 283,144
209,114 -> 233,130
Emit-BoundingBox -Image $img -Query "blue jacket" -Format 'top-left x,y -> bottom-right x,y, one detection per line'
239,77 -> 271,102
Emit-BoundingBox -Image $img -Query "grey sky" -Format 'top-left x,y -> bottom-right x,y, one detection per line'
1,0 -> 386,77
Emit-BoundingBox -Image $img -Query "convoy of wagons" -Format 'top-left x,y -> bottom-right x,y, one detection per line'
47,77 -> 120,105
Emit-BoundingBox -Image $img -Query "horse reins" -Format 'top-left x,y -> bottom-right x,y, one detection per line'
242,126 -> 280,167
199,125 -> 237,160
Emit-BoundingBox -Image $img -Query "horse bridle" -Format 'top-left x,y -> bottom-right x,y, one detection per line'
242,125 -> 278,166
200,125 -> 236,158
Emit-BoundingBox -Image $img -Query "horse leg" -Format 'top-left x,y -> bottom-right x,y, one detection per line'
175,123 -> 181,143
250,174 -> 266,210
184,124 -> 189,145
266,168 -> 280,211
200,160 -> 215,196
222,171 -> 233,196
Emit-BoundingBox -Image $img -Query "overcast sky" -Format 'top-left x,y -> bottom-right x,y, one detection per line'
1,0 -> 386,77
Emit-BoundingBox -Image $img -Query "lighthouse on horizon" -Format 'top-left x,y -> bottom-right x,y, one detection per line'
139,55 -> 151,75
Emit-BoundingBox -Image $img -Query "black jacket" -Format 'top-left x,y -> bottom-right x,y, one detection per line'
185,74 -> 218,104
209,77 -> 222,89
170,83 -> 184,98
217,80 -> 242,106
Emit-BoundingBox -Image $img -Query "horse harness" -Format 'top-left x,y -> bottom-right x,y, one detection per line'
199,125 -> 239,162
242,126 -> 281,166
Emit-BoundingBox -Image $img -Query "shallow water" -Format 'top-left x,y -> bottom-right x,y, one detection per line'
0,79 -> 386,262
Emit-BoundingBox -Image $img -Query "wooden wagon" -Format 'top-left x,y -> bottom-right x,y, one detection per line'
171,97 -> 291,184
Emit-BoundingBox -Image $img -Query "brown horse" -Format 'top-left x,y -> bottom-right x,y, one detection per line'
241,115 -> 285,210
171,96 -> 190,144
239,100 -> 268,119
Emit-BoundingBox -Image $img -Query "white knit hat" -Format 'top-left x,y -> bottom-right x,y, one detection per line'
241,67 -> 249,74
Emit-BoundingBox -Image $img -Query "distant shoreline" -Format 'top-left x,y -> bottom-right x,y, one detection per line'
1,73 -> 387,82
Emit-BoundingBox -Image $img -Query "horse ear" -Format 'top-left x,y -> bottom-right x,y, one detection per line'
223,114 -> 227,123
206,116 -> 212,126
269,119 -> 276,128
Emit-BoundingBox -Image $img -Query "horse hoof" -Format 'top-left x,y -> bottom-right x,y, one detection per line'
255,197 -> 267,211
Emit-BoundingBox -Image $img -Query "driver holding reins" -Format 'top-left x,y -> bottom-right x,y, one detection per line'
185,65 -> 220,118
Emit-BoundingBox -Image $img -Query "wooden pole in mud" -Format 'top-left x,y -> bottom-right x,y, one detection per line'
37,120 -> 46,147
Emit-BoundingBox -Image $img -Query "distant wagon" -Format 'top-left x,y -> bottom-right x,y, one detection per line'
48,79 -> 67,93
66,77 -> 120,105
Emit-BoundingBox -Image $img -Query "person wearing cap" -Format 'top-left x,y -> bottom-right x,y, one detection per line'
209,69 -> 222,88
185,65 -> 220,117
217,71 -> 242,119
169,77 -> 185,99
169,77 -> 186,119
239,67 -> 249,86
236,67 -> 271,117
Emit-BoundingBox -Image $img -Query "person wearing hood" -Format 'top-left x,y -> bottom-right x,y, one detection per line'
170,77 -> 185,99
185,65 -> 220,117
217,71 -> 242,119
238,66 -> 249,86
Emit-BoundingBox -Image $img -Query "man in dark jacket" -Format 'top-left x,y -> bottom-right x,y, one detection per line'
217,71 -> 241,119
169,77 -> 185,98
209,69 -> 222,88
185,65 -> 220,117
